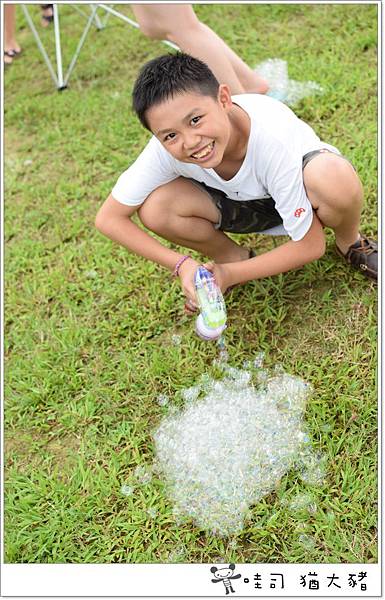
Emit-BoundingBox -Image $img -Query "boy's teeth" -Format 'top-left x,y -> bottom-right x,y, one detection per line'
192,143 -> 213,159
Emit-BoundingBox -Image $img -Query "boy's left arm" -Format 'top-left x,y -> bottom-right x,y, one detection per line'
208,210 -> 325,291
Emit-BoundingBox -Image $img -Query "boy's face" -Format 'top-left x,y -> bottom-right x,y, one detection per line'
146,85 -> 233,168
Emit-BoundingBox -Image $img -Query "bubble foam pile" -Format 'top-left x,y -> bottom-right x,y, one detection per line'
255,58 -> 323,106
153,356 -> 323,536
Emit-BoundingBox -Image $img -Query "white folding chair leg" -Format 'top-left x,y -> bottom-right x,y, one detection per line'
53,4 -> 65,89
63,4 -> 100,87
21,4 -> 59,87
21,2 -> 179,91
72,4 -> 104,30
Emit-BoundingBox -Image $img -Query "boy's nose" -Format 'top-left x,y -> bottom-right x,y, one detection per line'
183,133 -> 201,151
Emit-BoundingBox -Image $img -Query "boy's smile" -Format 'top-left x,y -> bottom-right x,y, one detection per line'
146,85 -> 250,173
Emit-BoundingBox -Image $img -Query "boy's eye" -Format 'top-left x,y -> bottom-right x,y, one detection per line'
190,116 -> 201,125
164,132 -> 176,141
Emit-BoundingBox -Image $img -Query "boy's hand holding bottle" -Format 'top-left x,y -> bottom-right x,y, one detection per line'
174,258 -> 227,340
175,255 -> 200,310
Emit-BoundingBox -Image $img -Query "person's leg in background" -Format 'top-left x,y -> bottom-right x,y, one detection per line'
41,4 -> 54,28
131,4 -> 268,95
4,4 -> 21,66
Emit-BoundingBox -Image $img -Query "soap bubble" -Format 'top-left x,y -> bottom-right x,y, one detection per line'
134,465 -> 152,484
320,424 -> 333,433
147,507 -> 158,519
287,492 -> 317,515
214,350 -> 229,366
298,533 -> 317,551
286,79 -> 323,106
153,362 -> 320,536
85,269 -> 98,279
120,484 -> 134,497
167,545 -> 186,562
217,336 -> 226,351
171,334 -> 182,346
181,386 -> 200,404
295,448 -> 327,485
254,352 -> 265,369
258,58 -> 288,101
157,394 -> 169,407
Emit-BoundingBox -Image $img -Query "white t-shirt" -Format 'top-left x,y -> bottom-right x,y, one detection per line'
112,94 -> 340,241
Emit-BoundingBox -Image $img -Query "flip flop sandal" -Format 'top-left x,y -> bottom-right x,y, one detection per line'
5,48 -> 22,60
4,50 -> 15,66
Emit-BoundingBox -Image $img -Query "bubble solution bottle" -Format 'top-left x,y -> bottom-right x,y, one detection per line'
194,266 -> 227,341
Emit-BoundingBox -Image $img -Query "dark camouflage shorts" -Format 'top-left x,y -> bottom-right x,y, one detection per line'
192,148 -> 343,234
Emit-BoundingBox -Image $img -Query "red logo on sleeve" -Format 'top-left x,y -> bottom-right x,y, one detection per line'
294,207 -> 306,218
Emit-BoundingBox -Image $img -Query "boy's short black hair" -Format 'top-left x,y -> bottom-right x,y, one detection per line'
132,52 -> 220,131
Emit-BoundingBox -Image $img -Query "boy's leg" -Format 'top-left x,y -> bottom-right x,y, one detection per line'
303,151 -> 377,279
137,177 -> 249,263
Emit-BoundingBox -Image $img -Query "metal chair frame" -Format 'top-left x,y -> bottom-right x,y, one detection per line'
20,3 -> 178,90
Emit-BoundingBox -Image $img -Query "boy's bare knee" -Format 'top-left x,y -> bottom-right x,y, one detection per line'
137,187 -> 170,232
305,154 -> 362,212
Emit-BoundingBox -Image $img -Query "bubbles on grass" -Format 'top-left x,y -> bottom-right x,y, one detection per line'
320,423 -> 333,433
181,386 -> 200,403
167,545 -> 187,562
85,269 -> 98,279
286,492 -> 317,516
153,355 -> 324,536
134,465 -> 152,485
157,394 -> 169,407
171,334 -> 182,346
120,484 -> 134,497
255,58 -> 323,106
298,533 -> 317,551
216,335 -> 229,363
295,448 -> 327,485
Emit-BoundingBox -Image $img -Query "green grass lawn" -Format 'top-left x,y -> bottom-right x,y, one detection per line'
4,3 -> 377,563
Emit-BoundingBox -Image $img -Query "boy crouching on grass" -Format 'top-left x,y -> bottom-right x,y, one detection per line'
95,53 -> 377,310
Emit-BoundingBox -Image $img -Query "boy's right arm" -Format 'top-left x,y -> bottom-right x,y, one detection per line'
95,194 -> 199,302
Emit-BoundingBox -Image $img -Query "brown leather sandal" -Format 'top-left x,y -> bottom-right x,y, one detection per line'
336,234 -> 377,281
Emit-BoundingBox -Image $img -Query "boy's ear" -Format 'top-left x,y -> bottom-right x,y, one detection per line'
217,84 -> 232,110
